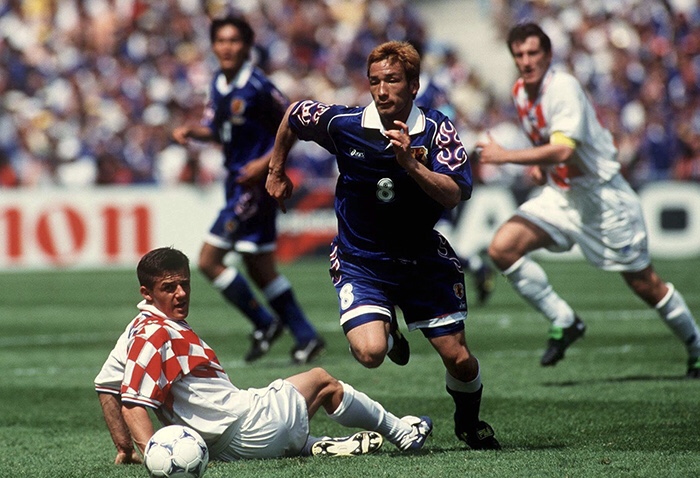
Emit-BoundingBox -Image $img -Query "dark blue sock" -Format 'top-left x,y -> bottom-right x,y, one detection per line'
222,273 -> 276,329
265,277 -> 317,344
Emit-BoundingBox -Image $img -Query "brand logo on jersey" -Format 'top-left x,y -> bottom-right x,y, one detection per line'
349,148 -> 365,158
411,146 -> 428,165
453,283 -> 465,299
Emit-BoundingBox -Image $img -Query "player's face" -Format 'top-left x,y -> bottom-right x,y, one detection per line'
511,36 -> 552,93
368,59 -> 419,127
212,24 -> 250,76
140,270 -> 191,320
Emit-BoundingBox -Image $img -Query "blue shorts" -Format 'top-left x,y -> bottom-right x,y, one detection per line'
328,235 -> 468,338
207,181 -> 278,253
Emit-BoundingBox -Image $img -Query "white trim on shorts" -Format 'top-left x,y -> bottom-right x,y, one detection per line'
407,311 -> 466,332
340,304 -> 392,328
204,233 -> 276,254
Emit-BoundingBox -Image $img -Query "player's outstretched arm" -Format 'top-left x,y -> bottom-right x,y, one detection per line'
266,102 -> 301,213
476,133 -> 574,166
121,402 -> 156,457
172,124 -> 215,145
98,393 -> 142,464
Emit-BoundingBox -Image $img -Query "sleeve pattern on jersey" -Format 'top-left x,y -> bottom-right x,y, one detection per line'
289,100 -> 338,154
433,119 -> 468,171
121,320 -> 224,409
293,100 -> 331,127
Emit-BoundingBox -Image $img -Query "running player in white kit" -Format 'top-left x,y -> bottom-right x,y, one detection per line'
476,23 -> 700,377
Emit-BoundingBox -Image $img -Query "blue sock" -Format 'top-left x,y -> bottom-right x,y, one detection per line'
264,276 -> 317,344
213,267 -> 276,329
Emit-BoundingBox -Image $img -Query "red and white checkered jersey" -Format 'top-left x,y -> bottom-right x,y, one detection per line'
512,66 -> 619,189
95,301 -> 249,442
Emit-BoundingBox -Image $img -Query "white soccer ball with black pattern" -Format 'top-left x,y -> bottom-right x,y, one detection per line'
144,425 -> 209,478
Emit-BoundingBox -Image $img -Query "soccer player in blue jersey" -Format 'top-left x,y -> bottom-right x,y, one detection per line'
172,16 -> 324,365
266,41 -> 500,450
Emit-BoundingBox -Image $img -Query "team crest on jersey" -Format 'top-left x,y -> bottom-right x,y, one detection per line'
453,283 -> 465,299
229,97 -> 247,125
411,146 -> 429,165
225,218 -> 239,234
230,97 -> 247,116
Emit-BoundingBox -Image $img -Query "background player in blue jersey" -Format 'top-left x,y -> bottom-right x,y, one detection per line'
172,16 -> 324,365
266,41 -> 500,450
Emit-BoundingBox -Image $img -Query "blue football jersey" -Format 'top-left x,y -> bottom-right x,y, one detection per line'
288,100 -> 473,260
204,62 -> 289,175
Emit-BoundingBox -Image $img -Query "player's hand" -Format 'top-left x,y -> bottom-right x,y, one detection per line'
529,166 -> 547,185
386,120 -> 413,168
474,133 -> 506,164
171,126 -> 190,145
114,449 -> 142,465
265,170 -> 293,213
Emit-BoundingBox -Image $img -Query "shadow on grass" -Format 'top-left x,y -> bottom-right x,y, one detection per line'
385,443 -> 565,455
542,374 -> 695,387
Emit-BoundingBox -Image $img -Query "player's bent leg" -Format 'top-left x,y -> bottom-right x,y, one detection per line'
202,245 -> 281,361
487,215 -> 550,271
345,318 -> 392,368
428,330 -> 500,450
623,268 -> 700,377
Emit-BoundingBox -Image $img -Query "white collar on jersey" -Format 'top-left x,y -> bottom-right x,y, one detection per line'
361,101 -> 426,135
214,61 -> 254,94
137,299 -> 181,322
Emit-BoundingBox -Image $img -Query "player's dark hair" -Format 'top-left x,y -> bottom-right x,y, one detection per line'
210,15 -> 255,46
506,22 -> 552,55
367,41 -> 421,84
137,247 -> 190,288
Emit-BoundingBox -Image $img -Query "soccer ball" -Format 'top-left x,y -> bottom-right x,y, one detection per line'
144,425 -> 209,478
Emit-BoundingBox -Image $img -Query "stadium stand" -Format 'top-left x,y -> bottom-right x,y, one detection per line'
0,0 -> 698,190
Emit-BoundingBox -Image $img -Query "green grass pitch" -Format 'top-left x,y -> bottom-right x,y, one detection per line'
1,257 -> 698,477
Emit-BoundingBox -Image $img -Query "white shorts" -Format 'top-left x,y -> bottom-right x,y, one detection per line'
517,174 -> 650,272
217,379 -> 309,460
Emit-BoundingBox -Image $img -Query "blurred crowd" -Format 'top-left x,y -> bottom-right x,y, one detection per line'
488,0 -> 700,189
1,0 -> 699,191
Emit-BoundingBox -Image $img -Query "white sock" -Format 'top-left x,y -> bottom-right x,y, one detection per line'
211,267 -> 238,290
445,364 -> 482,393
465,254 -> 484,273
656,283 -> 700,357
262,275 -> 291,301
504,256 -> 575,328
328,382 -> 412,447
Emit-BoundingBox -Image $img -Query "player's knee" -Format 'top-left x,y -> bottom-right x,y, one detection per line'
309,367 -> 335,384
487,239 -> 507,265
350,345 -> 386,369
435,342 -> 476,377
197,258 -> 217,280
